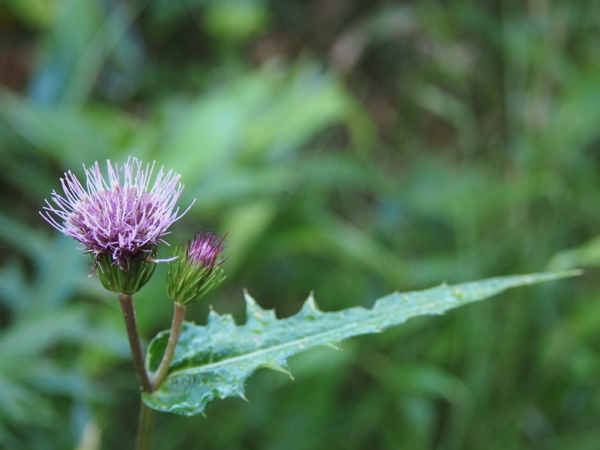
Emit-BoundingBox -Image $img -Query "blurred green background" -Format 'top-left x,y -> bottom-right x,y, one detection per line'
0,0 -> 598,449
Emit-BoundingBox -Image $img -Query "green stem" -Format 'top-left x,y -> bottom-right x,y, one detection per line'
151,302 -> 187,390
136,400 -> 156,450
118,293 -> 152,393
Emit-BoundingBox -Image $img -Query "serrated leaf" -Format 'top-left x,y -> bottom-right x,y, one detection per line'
143,271 -> 579,415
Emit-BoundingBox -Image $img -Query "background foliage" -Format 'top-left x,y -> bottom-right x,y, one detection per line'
0,0 -> 597,449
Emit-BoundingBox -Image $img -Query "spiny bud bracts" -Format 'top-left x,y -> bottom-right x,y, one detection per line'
167,232 -> 227,305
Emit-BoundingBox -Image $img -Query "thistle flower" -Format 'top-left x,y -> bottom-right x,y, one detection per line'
41,158 -> 191,294
167,232 -> 227,305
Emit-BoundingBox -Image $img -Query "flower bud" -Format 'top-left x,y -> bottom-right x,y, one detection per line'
167,233 -> 227,305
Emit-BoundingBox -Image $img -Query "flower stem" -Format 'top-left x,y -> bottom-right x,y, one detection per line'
118,293 -> 152,393
136,400 -> 156,450
151,302 -> 187,390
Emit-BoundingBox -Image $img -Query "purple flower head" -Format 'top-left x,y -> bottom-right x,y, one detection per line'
187,232 -> 227,272
41,158 -> 192,269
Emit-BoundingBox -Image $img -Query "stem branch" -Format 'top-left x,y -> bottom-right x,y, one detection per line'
151,302 -> 187,390
118,293 -> 152,393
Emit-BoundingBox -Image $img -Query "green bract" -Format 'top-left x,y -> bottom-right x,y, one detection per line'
143,271 -> 578,416
95,252 -> 157,295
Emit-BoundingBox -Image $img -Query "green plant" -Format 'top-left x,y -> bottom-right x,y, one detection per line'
2,1 -> 599,448
39,156 -> 578,449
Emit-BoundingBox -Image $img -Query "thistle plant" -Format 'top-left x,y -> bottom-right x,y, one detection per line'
41,158 -> 579,450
